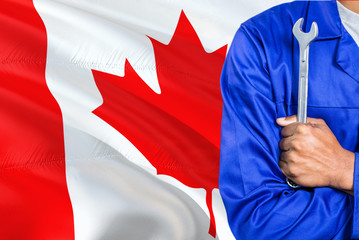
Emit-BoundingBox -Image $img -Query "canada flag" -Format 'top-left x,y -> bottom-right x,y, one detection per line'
0,0 -> 287,239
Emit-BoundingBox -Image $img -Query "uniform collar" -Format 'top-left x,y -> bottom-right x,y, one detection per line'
336,26 -> 359,82
302,0 -> 342,40
301,0 -> 359,82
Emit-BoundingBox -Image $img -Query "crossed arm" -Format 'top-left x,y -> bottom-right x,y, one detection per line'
277,115 -> 355,196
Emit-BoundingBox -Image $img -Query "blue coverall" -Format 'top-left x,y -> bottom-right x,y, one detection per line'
219,1 -> 359,239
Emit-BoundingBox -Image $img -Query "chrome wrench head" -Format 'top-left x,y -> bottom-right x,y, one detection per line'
292,18 -> 318,47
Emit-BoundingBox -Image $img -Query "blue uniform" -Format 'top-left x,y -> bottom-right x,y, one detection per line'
219,1 -> 359,239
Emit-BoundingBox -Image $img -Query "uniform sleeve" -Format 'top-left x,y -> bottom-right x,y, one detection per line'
219,26 -> 354,240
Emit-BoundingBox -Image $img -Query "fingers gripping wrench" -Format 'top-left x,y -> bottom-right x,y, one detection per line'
286,18 -> 318,188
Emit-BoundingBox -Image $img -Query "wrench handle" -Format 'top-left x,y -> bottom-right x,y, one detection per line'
297,45 -> 309,123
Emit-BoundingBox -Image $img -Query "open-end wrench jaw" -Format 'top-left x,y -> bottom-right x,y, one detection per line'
292,18 -> 318,50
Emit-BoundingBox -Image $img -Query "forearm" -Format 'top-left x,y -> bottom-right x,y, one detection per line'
332,149 -> 355,196
277,116 -> 356,195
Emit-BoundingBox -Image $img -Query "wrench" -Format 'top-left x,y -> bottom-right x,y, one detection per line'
292,18 -> 318,123
286,18 -> 318,189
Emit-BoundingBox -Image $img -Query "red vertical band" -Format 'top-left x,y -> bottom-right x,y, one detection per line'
0,0 -> 74,239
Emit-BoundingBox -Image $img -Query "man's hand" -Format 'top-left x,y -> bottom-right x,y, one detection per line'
277,115 -> 355,193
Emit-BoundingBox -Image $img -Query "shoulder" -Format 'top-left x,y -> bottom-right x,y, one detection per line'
228,1 -> 308,68
238,1 -> 307,44
225,1 -> 309,100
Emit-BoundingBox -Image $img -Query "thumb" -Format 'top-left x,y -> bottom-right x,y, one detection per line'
276,115 -> 297,127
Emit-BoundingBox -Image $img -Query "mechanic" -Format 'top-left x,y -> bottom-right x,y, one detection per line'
220,1 -> 359,239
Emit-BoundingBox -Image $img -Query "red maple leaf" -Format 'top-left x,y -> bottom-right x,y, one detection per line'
92,11 -> 227,237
